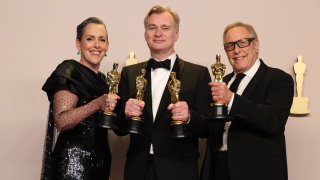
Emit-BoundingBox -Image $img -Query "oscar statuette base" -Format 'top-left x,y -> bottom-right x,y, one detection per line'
170,121 -> 190,139
96,111 -> 118,130
211,103 -> 228,120
128,117 -> 144,134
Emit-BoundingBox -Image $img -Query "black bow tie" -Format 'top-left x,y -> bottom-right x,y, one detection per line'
149,58 -> 171,70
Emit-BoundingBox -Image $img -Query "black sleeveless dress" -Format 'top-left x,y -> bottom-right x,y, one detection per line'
41,60 -> 111,180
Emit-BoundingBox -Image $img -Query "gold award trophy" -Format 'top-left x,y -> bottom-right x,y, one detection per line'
97,63 -> 120,129
125,51 -> 138,66
128,69 -> 147,134
168,72 -> 189,138
211,54 -> 228,120
290,55 -> 310,114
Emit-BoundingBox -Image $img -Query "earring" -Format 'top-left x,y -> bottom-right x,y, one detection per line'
104,53 -> 107,57
77,50 -> 80,55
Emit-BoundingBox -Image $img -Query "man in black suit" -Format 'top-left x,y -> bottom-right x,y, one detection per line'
117,5 -> 211,180
201,22 -> 294,180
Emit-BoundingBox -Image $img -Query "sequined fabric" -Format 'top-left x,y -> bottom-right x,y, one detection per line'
41,60 -> 111,180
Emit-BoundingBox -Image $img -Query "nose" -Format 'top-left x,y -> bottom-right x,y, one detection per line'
155,28 -> 163,37
233,43 -> 241,53
93,39 -> 100,48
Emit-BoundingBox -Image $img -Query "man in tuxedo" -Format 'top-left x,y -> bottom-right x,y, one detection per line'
116,5 -> 211,180
201,22 -> 294,180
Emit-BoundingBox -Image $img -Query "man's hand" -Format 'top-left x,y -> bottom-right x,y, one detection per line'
125,98 -> 145,118
209,82 -> 233,105
167,101 -> 189,122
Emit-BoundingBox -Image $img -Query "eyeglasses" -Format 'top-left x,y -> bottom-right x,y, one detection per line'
224,38 -> 256,51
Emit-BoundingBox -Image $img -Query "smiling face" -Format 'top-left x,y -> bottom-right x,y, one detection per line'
144,11 -> 179,59
224,26 -> 259,73
76,23 -> 109,72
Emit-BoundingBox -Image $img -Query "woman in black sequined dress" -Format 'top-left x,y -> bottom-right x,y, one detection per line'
41,17 -> 119,180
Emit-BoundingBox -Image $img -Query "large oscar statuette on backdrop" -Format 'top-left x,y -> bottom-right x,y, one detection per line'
168,72 -> 190,138
290,55 -> 310,115
96,63 -> 120,129
128,69 -> 147,134
210,54 -> 228,120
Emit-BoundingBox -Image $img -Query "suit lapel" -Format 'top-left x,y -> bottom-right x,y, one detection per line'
141,61 -> 154,122
241,60 -> 267,98
223,72 -> 234,84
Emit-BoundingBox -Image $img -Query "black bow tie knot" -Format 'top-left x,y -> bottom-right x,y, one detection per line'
149,58 -> 171,70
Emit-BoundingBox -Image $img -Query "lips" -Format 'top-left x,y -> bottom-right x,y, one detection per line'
90,50 -> 102,55
233,56 -> 245,61
153,39 -> 165,43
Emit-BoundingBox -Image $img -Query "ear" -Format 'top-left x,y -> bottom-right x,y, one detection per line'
105,41 -> 110,51
253,38 -> 259,52
76,39 -> 81,51
174,28 -> 179,42
144,31 -> 148,41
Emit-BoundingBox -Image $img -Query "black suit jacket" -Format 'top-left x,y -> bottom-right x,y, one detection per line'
117,56 -> 212,180
201,60 -> 294,180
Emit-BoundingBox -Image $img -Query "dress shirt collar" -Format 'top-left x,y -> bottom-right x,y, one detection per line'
234,58 -> 260,78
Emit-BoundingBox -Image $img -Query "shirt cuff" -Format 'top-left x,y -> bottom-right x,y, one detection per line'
186,110 -> 191,124
228,93 -> 235,112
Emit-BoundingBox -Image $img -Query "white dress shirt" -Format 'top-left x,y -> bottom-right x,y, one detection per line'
149,53 -> 176,154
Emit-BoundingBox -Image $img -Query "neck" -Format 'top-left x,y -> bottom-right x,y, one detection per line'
79,60 -> 99,73
151,49 -> 175,61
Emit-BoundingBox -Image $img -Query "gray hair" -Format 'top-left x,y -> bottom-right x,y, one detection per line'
144,5 -> 180,29
223,22 -> 258,43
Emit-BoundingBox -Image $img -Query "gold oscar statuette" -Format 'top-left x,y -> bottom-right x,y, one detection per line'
125,51 -> 138,66
290,55 -> 310,115
96,63 -> 120,129
210,54 -> 228,120
168,72 -> 189,138
128,69 -> 147,134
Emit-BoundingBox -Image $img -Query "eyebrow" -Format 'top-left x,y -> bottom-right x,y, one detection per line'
84,35 -> 107,38
147,24 -> 171,27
